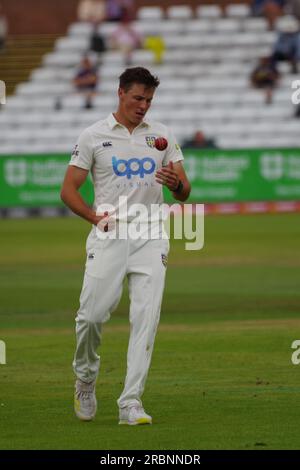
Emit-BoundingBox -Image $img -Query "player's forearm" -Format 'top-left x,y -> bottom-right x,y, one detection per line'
60,187 -> 97,225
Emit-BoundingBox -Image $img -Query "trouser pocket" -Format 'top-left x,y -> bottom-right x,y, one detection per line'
85,238 -> 107,279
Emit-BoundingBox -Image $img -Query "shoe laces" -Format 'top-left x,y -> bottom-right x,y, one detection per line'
76,380 -> 94,401
77,390 -> 93,401
129,404 -> 144,415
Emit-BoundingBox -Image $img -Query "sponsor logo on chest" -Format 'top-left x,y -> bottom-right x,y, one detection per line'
112,156 -> 156,179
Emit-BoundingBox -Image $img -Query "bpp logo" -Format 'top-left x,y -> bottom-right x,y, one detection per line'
112,157 -> 155,179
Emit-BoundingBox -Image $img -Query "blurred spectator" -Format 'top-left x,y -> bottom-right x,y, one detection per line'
144,36 -> 165,64
250,56 -> 280,104
271,15 -> 300,73
182,131 -> 218,150
252,0 -> 285,30
287,0 -> 300,19
77,0 -> 106,23
77,1 -> 107,62
0,3 -> 8,51
89,23 -> 106,58
106,0 -> 135,22
110,9 -> 142,65
73,56 -> 98,109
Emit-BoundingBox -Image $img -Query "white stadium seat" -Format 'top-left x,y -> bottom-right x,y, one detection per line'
98,22 -> 119,37
275,15 -> 300,33
185,19 -> 214,33
43,51 -> 82,67
130,50 -> 154,66
226,4 -> 251,18
243,18 -> 268,32
134,20 -> 165,36
16,81 -> 73,96
196,5 -> 222,18
137,7 -> 164,21
55,36 -> 89,52
214,19 -> 241,33
159,20 -> 185,35
68,22 -> 93,37
167,5 -> 193,20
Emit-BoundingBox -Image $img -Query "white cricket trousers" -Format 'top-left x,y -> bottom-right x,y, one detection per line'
73,228 -> 169,409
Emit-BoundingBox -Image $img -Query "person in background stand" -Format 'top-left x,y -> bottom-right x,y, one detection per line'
287,0 -> 300,19
250,56 -> 280,104
106,0 -> 135,22
77,0 -> 106,23
251,0 -> 286,30
73,56 -> 99,109
271,14 -> 300,73
110,8 -> 142,65
182,131 -> 218,150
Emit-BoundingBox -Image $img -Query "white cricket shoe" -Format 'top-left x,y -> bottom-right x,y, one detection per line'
74,378 -> 97,421
119,404 -> 152,425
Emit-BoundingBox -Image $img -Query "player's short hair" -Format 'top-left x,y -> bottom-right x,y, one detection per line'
119,67 -> 160,92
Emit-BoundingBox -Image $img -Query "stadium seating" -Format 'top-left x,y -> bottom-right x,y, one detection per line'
196,5 -> 222,18
167,5 -> 193,20
226,4 -> 251,18
137,7 -> 164,21
0,4 -> 299,153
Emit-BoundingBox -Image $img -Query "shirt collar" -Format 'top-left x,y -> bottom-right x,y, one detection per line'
107,113 -> 150,130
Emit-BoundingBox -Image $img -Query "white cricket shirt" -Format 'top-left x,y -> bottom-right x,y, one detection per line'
69,113 -> 184,223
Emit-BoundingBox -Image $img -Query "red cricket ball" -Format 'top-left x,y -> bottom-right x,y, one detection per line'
155,137 -> 168,151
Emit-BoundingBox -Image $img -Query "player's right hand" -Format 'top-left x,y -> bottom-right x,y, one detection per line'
94,211 -> 115,232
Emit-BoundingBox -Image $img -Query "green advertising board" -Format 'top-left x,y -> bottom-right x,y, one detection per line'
0,149 -> 300,207
0,155 -> 93,207
181,148 -> 300,203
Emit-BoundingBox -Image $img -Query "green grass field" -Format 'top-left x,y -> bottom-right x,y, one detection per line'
0,213 -> 300,450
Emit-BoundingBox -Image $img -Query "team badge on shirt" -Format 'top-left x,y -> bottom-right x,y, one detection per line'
145,136 -> 156,148
161,253 -> 168,268
71,144 -> 79,158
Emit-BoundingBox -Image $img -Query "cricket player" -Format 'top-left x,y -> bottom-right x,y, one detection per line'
60,67 -> 191,425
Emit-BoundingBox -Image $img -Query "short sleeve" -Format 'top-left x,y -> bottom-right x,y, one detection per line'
69,129 -> 94,170
162,128 -> 184,166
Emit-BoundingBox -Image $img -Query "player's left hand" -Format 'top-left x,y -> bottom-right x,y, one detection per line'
155,161 -> 179,192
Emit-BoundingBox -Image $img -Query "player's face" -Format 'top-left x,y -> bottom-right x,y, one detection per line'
118,83 -> 155,127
